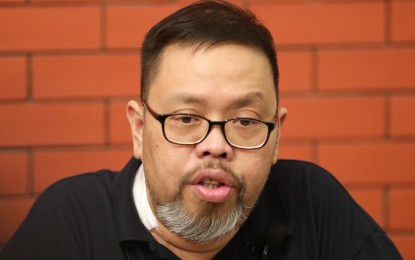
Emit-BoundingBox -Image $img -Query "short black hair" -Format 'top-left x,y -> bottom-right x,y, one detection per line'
140,0 -> 279,103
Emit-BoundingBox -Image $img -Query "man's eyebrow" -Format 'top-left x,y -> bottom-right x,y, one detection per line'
231,91 -> 266,107
168,91 -> 266,106
168,93 -> 206,105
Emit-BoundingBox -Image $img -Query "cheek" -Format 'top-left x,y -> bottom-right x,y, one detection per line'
142,129 -> 194,204
267,131 -> 280,161
142,132 -> 176,203
238,153 -> 273,206
244,168 -> 269,203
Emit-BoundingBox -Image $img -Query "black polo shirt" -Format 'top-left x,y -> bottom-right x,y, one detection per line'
0,158 -> 402,259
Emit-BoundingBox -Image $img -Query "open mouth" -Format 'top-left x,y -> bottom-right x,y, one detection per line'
191,169 -> 235,202
200,178 -> 225,189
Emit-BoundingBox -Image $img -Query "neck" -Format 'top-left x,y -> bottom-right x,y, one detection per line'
151,220 -> 238,260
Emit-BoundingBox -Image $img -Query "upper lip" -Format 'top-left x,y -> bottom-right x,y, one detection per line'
190,169 -> 236,187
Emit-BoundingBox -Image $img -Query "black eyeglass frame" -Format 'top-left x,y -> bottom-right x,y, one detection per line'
143,101 -> 278,150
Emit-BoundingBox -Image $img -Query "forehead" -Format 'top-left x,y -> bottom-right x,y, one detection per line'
148,43 -> 276,112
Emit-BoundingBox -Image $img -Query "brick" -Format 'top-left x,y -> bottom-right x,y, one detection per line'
280,97 -> 385,139
0,198 -> 35,244
33,149 -> 131,193
0,0 -> 24,3
391,96 -> 415,137
107,6 -> 180,49
179,0 -> 244,5
0,57 -> 26,100
318,143 -> 415,184
257,0 -> 384,2
0,102 -> 105,147
391,3 -> 415,42
248,0 -> 311,4
0,151 -> 28,195
321,0 -> 382,2
278,143 -> 313,162
390,235 -> 415,260
279,51 -> 312,92
390,188 -> 415,229
318,49 -> 415,91
33,0 -> 99,3
348,188 -> 384,227
252,3 -> 384,45
109,102 -> 132,144
0,7 -> 100,52
33,54 -> 139,99
107,0 -> 171,4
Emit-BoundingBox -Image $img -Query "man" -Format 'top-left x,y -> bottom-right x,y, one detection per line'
0,1 -> 402,259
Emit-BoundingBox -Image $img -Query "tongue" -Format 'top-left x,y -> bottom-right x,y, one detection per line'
193,184 -> 233,203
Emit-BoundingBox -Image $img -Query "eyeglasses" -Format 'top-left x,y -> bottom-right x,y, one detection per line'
143,101 -> 277,150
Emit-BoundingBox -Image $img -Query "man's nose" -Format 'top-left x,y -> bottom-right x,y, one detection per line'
195,125 -> 234,160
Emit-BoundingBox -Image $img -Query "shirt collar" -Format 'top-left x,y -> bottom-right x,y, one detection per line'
112,157 -> 150,243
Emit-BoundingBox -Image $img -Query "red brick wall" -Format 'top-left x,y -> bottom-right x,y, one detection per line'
0,0 -> 414,258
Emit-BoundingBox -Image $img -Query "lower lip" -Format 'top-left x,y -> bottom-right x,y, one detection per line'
192,184 -> 234,203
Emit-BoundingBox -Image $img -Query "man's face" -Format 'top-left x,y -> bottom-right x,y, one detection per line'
129,43 -> 284,241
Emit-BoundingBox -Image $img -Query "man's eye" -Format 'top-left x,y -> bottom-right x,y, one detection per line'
172,115 -> 200,124
234,119 -> 258,127
180,116 -> 194,124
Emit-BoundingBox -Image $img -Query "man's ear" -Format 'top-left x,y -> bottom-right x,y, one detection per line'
127,100 -> 145,159
278,107 -> 288,127
272,107 -> 288,164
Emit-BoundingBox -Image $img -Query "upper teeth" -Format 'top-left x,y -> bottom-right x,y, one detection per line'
202,179 -> 221,189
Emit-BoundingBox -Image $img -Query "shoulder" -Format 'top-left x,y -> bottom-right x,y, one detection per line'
47,169 -> 117,192
267,160 -> 379,234
268,159 -> 359,213
32,169 -> 118,217
0,170 -> 122,260
265,160 -> 402,259
271,159 -> 332,178
42,169 -> 117,196
269,159 -> 341,193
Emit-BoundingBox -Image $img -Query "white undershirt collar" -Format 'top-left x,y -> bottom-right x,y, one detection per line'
132,164 -> 157,231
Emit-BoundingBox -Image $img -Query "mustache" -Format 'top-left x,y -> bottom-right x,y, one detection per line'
178,161 -> 247,197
